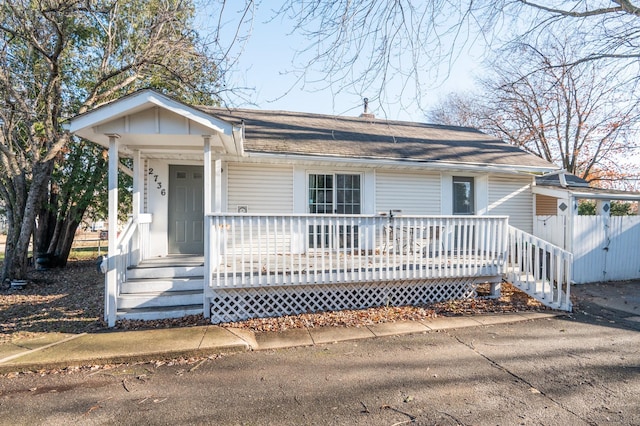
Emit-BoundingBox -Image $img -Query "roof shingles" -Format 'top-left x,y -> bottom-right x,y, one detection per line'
202,107 -> 557,169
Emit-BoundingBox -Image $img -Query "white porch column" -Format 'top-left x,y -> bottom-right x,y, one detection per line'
203,136 -> 212,319
596,200 -> 611,219
106,134 -> 120,327
204,136 -> 212,214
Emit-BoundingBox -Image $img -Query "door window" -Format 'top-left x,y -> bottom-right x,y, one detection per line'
308,173 -> 361,250
453,176 -> 475,215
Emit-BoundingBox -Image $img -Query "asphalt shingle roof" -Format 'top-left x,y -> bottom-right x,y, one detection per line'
202,107 -> 557,169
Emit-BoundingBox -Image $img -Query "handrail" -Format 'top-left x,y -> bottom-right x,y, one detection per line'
506,226 -> 572,311
105,217 -> 138,327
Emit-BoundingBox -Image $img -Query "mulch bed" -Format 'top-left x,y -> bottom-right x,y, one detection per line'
1,259 -> 551,344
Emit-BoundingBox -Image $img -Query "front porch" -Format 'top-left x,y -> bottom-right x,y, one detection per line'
110,214 -> 573,326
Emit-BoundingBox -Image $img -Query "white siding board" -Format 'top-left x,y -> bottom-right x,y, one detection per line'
488,175 -> 533,233
375,171 -> 440,215
227,163 -> 294,213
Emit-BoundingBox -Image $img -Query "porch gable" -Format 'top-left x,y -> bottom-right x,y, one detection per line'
67,89 -> 244,157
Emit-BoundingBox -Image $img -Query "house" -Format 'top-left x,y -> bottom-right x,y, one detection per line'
68,89 -> 573,327
533,174 -> 640,284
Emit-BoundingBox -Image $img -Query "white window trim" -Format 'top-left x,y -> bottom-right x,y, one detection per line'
305,171 -> 364,214
441,173 -> 488,215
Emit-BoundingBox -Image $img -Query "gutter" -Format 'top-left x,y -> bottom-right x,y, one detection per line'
240,151 -> 559,175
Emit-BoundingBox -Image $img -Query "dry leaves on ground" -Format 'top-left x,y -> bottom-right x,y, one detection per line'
1,259 -> 549,344
215,282 -> 549,332
0,260 -> 105,343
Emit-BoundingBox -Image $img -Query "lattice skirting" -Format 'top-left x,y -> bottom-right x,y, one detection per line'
209,278 -> 482,323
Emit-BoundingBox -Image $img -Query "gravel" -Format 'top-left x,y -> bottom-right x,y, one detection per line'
1,259 -> 551,344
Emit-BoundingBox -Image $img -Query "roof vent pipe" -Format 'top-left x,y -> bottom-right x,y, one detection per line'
360,98 -> 375,119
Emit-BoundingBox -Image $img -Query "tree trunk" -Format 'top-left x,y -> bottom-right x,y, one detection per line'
1,161 -> 54,282
54,217 -> 81,268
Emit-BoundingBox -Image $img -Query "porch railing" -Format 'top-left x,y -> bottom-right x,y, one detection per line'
207,214 -> 510,288
105,215 -> 151,327
506,226 -> 572,311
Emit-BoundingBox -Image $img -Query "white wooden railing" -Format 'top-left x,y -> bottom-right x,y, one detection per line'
506,226 -> 572,311
105,216 -> 152,327
207,214 -> 510,288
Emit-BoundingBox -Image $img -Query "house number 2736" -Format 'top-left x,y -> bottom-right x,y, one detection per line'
148,168 -> 166,196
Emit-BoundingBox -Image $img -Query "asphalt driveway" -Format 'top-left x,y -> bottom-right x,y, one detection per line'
1,280 -> 639,425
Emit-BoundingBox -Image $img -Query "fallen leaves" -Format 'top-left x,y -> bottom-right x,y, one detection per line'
1,257 -> 549,343
215,282 -> 549,333
0,260 -> 104,343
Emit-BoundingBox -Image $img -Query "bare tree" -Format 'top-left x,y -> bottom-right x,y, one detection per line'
427,92 -> 484,129
272,1 -> 491,114
427,40 -> 640,189
270,1 -> 640,114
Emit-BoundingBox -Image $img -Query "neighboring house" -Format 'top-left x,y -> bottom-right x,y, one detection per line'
533,174 -> 640,284
68,89 -> 573,327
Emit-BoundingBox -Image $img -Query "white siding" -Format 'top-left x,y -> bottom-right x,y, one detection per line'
227,163 -> 294,213
487,175 -> 533,233
375,171 -> 440,215
146,159 -> 170,257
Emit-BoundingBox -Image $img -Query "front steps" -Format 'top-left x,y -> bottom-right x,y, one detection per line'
116,256 -> 206,321
505,267 -> 572,311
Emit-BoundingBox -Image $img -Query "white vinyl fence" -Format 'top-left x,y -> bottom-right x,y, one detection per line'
535,215 -> 640,284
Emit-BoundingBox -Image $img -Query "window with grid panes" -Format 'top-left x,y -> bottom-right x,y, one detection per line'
308,173 -> 361,249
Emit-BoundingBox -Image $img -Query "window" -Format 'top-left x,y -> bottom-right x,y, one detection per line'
308,173 -> 361,250
453,176 -> 474,215
308,173 -> 361,214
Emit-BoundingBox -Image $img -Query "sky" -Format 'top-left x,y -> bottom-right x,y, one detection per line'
194,4 -> 640,187
214,5 -> 482,123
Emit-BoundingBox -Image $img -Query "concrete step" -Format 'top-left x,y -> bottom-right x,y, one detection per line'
118,290 -> 203,309
116,304 -> 204,321
120,277 -> 204,293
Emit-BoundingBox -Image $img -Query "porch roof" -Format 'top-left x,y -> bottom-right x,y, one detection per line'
66,90 -> 243,158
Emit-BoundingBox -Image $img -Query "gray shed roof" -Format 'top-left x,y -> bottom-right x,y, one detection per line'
533,173 -> 640,201
536,174 -> 590,188
202,107 -> 557,170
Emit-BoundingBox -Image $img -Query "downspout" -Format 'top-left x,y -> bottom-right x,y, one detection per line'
541,168 -> 568,187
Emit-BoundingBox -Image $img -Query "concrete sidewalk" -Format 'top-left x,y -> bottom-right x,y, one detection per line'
0,312 -> 559,374
4,279 -> 637,374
